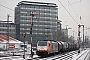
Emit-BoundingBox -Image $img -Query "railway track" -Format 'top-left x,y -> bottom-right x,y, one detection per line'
27,51 -> 77,60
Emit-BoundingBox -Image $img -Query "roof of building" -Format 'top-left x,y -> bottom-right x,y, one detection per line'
17,1 -> 58,7
0,34 -> 23,43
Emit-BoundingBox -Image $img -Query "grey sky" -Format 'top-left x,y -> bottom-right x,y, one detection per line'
0,0 -> 90,39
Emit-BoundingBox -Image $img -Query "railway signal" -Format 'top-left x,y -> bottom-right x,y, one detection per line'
30,11 -> 40,58
78,24 -> 84,49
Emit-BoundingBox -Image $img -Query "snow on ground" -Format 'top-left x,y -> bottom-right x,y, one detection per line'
0,48 -> 90,60
0,50 -> 40,60
72,48 -> 90,60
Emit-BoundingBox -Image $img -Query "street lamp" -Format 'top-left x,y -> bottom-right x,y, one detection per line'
7,14 -> 11,50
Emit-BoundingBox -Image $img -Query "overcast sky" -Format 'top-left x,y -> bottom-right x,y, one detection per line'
0,0 -> 90,39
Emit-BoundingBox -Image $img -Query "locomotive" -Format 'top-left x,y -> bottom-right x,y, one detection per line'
36,40 -> 79,56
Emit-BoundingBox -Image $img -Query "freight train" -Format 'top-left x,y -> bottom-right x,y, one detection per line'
36,40 -> 79,56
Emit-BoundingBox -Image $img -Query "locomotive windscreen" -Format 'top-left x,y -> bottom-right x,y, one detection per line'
38,41 -> 47,46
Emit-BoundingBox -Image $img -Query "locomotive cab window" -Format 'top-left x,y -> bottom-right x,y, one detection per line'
38,41 -> 47,46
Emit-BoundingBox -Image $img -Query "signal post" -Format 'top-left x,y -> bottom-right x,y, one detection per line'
30,12 -> 40,57
78,24 -> 84,49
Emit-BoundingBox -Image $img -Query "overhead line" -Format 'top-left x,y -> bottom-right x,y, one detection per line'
0,4 -> 15,18
67,0 -> 79,17
60,0 -> 83,8
80,0 -> 83,24
67,0 -> 83,24
0,1 -> 81,25
58,0 -> 78,24
0,4 -> 14,11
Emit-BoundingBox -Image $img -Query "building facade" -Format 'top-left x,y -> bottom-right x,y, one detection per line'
57,20 -> 62,41
15,1 -> 58,46
0,21 -> 16,38
61,28 -> 68,37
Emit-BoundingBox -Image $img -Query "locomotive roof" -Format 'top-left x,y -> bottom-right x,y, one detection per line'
38,40 -> 57,42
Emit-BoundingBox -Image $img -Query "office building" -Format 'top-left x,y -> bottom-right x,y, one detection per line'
0,21 -> 16,38
15,1 -> 58,46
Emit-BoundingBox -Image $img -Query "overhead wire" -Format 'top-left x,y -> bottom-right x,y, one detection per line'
0,3 -> 14,20
60,0 -> 83,8
0,4 -> 14,11
0,0 -> 82,25
58,0 -> 78,24
59,0 -> 83,24
67,0 -> 79,17
66,0 -> 83,24
80,0 -> 83,24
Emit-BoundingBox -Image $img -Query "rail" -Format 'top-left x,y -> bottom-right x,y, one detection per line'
76,49 -> 90,60
84,49 -> 90,60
